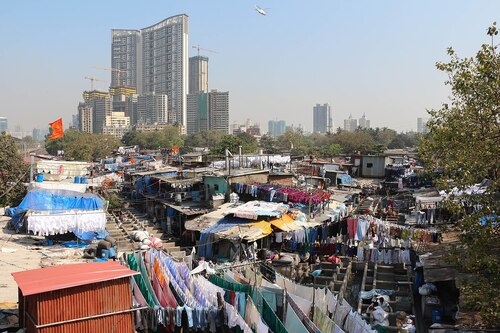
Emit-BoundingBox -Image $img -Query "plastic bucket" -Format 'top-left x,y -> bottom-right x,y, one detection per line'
74,176 -> 80,183
108,247 -> 116,258
35,174 -> 44,182
80,176 -> 86,184
101,249 -> 109,259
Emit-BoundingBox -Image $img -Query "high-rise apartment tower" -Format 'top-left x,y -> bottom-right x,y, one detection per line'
111,15 -> 189,128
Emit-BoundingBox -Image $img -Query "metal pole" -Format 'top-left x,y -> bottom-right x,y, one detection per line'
239,146 -> 242,169
29,153 -> 35,183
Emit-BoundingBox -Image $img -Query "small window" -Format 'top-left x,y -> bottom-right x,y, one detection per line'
366,163 -> 373,168
214,184 -> 219,192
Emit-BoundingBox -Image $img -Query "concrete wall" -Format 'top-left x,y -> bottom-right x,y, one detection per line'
360,156 -> 388,178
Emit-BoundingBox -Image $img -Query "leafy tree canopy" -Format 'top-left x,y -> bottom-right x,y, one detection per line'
45,129 -> 121,161
419,23 -> 499,328
184,130 -> 224,149
0,133 -> 28,206
121,125 -> 184,150
211,133 -> 258,157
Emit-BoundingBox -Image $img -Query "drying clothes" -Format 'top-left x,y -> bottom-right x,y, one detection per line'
285,303 -> 309,333
289,292 -> 312,316
326,289 -> 337,315
175,305 -> 193,327
383,250 -> 393,264
313,306 -> 334,333
245,296 -> 269,333
334,324 -> 345,333
314,288 -> 327,314
293,282 -> 314,302
276,232 -> 283,243
346,218 -> 358,240
225,301 -> 253,333
286,294 -> 321,333
210,274 -> 252,293
253,290 -> 289,333
355,219 -> 370,241
357,247 -> 365,261
27,210 -> 106,236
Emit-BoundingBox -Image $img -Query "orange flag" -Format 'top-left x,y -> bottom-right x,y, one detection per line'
48,118 -> 64,140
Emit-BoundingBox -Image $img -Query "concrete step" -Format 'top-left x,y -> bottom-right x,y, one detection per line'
170,250 -> 186,258
165,245 -> 181,252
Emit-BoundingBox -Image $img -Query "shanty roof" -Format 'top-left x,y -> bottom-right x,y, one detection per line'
152,176 -> 203,185
224,201 -> 289,220
270,214 -> 303,232
12,261 -> 138,296
133,167 -> 178,176
185,203 -> 239,231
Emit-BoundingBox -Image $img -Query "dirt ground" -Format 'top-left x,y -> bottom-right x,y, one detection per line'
0,216 -> 86,303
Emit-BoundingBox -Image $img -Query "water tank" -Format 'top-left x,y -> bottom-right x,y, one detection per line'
35,174 -> 44,182
74,176 -> 80,183
80,176 -> 87,184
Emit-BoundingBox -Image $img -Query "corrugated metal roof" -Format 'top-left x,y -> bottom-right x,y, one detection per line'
12,261 -> 139,296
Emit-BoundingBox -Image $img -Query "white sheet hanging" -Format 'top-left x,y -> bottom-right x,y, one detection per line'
27,210 -> 106,236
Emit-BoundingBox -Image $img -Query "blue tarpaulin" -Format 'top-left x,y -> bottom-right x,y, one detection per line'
7,189 -> 104,231
337,174 -> 352,185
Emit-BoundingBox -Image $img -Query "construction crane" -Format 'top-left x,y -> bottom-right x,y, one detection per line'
84,76 -> 106,91
94,67 -> 128,86
192,45 -> 217,57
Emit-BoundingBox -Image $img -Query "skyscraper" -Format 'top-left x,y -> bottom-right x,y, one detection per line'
82,90 -> 111,134
343,114 -> 358,132
186,92 -> 209,134
358,113 -> 371,129
208,90 -> 229,134
111,14 -> 189,128
189,56 -> 209,94
0,117 -> 8,133
268,120 -> 286,137
77,103 -> 93,133
417,117 -> 429,134
137,94 -> 168,125
313,103 -> 332,134
111,29 -> 141,89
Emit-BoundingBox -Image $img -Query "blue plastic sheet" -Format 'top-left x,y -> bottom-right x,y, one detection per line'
7,189 -> 105,231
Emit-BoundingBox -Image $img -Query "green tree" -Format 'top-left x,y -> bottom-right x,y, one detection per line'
184,130 -> 224,149
419,23 -> 500,328
211,133 -> 257,156
319,143 -> 342,158
121,125 -> 184,150
45,129 -> 121,161
0,133 -> 28,206
259,134 -> 278,154
276,129 -> 307,155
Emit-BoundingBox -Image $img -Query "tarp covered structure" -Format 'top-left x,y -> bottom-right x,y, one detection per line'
7,189 -> 106,237
224,200 -> 289,220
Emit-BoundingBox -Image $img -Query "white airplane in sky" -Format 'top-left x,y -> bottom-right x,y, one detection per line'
255,5 -> 269,16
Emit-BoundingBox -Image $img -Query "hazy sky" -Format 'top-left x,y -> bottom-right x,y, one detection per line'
1,0 -> 498,133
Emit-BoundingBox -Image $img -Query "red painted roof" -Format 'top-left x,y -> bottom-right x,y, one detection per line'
12,261 -> 139,296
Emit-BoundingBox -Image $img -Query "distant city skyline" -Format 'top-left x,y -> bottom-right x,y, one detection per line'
1,1 -> 499,133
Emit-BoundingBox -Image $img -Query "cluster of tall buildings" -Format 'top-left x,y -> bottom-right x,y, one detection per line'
74,14 -> 229,138
343,113 -> 371,132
